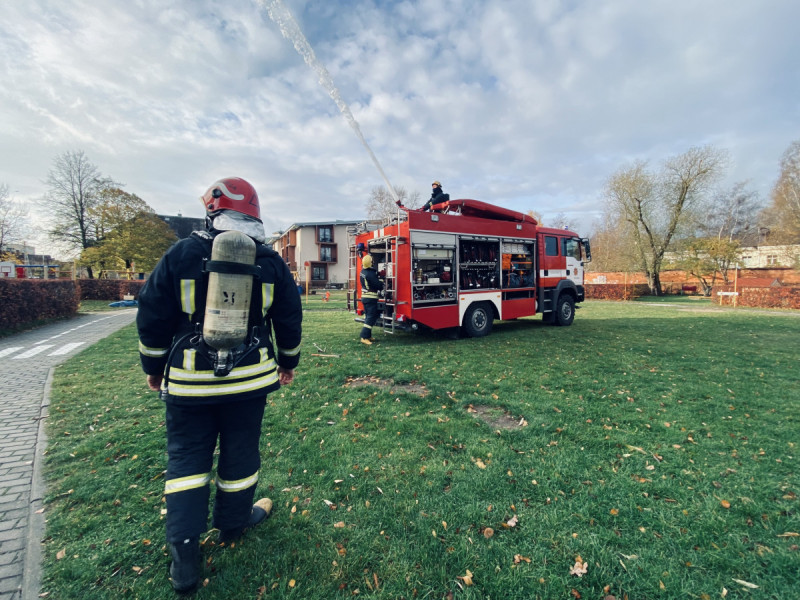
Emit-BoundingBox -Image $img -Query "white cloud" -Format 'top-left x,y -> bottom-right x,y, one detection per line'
1,0 -> 798,254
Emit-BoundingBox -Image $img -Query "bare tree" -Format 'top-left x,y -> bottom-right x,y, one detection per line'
43,151 -> 115,275
550,212 -> 580,232
604,146 -> 727,295
587,212 -> 640,273
760,140 -> 800,243
366,185 -> 421,222
0,184 -> 29,252
699,181 -> 762,243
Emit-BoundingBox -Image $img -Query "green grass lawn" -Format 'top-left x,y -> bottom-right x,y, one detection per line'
41,300 -> 799,599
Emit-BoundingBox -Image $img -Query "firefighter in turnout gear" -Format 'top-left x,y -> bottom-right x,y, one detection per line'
136,177 -> 302,594
359,254 -> 383,345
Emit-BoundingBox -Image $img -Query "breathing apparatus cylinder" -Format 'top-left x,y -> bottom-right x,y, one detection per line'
203,230 -> 257,375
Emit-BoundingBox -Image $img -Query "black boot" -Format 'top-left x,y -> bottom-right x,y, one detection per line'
218,498 -> 273,544
169,538 -> 200,594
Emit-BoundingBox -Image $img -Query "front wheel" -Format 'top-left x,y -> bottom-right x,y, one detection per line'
462,302 -> 493,337
554,294 -> 575,326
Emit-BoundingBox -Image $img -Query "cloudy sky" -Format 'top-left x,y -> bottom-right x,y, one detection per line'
2,0 -> 798,254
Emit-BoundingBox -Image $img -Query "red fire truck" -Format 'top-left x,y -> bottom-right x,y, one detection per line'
350,198 -> 591,337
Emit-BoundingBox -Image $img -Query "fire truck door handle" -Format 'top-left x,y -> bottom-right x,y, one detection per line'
567,269 -> 570,275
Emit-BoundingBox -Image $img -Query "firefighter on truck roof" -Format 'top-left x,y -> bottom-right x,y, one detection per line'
136,176 -> 302,593
358,253 -> 383,345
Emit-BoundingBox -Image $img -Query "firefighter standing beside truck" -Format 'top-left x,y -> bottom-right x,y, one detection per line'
136,177 -> 302,594
358,254 -> 383,345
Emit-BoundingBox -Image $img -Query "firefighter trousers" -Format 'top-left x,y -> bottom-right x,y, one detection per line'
360,298 -> 379,340
164,397 -> 266,542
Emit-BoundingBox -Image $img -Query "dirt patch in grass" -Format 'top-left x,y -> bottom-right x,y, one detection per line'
344,375 -> 428,397
468,404 -> 527,430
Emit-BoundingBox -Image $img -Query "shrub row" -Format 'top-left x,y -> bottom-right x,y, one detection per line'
585,283 -> 650,301
0,279 -> 79,330
78,279 -> 146,300
713,285 -> 800,309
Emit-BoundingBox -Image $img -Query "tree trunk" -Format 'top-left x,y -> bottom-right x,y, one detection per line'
648,271 -> 663,296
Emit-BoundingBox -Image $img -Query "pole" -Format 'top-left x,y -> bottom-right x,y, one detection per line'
733,266 -> 738,308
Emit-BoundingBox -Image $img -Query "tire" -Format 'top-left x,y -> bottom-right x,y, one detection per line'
463,302 -> 493,337
554,294 -> 575,326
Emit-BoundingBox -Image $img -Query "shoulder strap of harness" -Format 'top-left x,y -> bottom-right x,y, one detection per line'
202,259 -> 262,278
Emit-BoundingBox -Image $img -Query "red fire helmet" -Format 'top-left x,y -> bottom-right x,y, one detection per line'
201,177 -> 261,221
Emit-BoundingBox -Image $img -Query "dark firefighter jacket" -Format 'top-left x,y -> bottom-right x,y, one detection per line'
359,267 -> 384,300
422,187 -> 450,211
137,230 -> 302,405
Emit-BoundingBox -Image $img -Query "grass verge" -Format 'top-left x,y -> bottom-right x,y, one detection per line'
41,301 -> 799,599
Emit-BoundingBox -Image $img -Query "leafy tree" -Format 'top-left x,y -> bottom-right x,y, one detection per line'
366,185 -> 421,221
0,183 -> 28,252
43,150 -> 115,276
670,237 -> 741,295
78,188 -> 176,275
603,146 -> 727,295
760,140 -> 800,243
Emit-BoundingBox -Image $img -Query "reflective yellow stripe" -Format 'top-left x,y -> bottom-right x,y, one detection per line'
362,291 -> 378,298
278,343 -> 301,357
363,324 -> 372,330
180,279 -> 195,315
262,283 -> 274,317
170,357 -> 277,382
183,348 -> 196,372
139,341 -> 169,357
165,473 -> 211,495
168,359 -> 279,397
216,471 -> 259,492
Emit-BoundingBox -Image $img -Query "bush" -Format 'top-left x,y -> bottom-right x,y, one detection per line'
0,279 -> 79,331
713,285 -> 800,309
585,283 -> 650,301
77,279 -> 146,300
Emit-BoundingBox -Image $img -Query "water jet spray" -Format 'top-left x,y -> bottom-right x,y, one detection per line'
262,0 -> 401,204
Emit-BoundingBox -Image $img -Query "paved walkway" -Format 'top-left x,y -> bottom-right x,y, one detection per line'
0,309 -> 138,600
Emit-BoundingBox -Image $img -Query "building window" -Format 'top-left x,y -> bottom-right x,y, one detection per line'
545,236 -> 559,256
312,265 -> 327,281
766,254 -> 778,265
317,226 -> 333,243
319,245 -> 336,262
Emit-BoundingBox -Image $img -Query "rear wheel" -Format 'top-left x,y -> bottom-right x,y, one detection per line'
554,294 -> 575,326
463,302 -> 493,337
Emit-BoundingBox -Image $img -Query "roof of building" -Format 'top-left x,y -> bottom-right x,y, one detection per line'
736,277 -> 782,288
284,219 -> 366,232
158,214 -> 205,239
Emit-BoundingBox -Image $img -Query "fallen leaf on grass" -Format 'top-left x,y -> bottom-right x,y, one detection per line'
475,458 -> 487,469
570,557 -> 588,577
483,527 -> 494,539
506,515 -> 518,527
777,532 -> 799,537
720,500 -> 731,509
513,554 -> 531,564
457,570 -> 474,586
56,549 -> 66,560
570,588 -> 581,599
334,521 -> 345,528
732,579 -> 758,589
